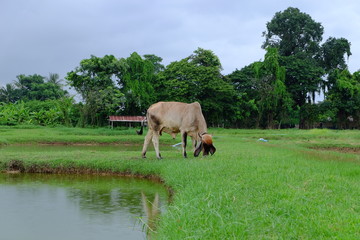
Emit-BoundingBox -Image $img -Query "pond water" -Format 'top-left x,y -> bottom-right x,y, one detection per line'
0,173 -> 168,240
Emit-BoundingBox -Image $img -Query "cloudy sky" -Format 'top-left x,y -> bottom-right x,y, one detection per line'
1,0 -> 359,88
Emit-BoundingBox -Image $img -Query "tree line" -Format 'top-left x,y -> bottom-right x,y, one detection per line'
1,7 -> 359,129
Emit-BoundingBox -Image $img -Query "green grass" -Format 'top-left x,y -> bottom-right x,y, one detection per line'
1,126 -> 359,239
0,125 -> 153,145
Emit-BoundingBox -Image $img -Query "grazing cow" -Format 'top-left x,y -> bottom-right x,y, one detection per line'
141,101 -> 216,159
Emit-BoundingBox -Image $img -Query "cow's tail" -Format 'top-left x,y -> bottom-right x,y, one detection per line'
136,117 -> 146,135
136,126 -> 143,135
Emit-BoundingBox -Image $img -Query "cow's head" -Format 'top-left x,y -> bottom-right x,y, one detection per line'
194,133 -> 216,157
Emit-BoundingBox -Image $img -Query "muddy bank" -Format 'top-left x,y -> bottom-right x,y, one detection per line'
309,146 -> 360,154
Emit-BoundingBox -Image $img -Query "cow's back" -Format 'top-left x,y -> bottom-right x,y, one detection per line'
146,102 -> 206,133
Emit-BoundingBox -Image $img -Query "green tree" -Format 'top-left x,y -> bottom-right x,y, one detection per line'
321,37 -> 352,93
0,83 -> 21,103
46,73 -> 63,87
66,53 -> 162,125
262,7 -> 353,128
12,74 -> 67,101
281,53 -> 324,105
66,55 -> 125,126
79,87 -> 124,126
228,49 -> 293,129
227,65 -> 259,128
14,74 -> 44,100
66,55 -> 120,101
159,48 -> 236,126
262,7 -> 323,57
189,48 -> 222,68
143,54 -> 165,73
253,48 -> 292,128
321,37 -> 351,72
157,59 -> 198,103
117,52 -> 158,115
326,70 -> 360,129
190,49 -> 235,126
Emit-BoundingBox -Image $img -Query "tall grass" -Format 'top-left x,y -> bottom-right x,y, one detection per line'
0,127 -> 359,239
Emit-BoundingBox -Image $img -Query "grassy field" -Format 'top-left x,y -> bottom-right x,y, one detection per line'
1,126 -> 360,239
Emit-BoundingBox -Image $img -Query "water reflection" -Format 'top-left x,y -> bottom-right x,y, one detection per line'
0,173 -> 168,240
141,192 -> 160,239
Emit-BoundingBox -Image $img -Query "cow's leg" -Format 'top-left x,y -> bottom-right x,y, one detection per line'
181,131 -> 187,158
152,131 -> 162,159
142,129 -> 153,158
191,137 -> 197,152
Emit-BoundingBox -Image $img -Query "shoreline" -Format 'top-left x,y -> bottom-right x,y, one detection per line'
1,159 -> 175,202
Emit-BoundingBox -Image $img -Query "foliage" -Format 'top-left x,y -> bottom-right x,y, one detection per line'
263,7 -> 325,114
79,87 -> 124,126
262,7 -> 323,57
66,55 -> 120,100
0,98 -> 77,126
321,37 -> 352,73
65,55 -> 126,126
228,49 -> 293,128
0,83 -> 21,103
227,65 -> 259,128
0,101 -> 28,125
158,48 -> 237,126
143,54 -> 165,73
66,53 -> 160,124
261,7 -> 355,129
0,74 -> 68,103
253,48 -> 293,128
118,52 -> 157,115
325,70 -> 360,129
1,7 -> 359,129
46,73 -> 63,86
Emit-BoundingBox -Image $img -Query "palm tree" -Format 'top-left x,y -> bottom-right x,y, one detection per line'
13,75 -> 26,90
0,83 -> 19,103
46,73 -> 63,87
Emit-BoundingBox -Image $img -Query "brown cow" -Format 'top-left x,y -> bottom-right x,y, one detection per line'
141,101 -> 216,159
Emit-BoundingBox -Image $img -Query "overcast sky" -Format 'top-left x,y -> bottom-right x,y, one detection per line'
1,0 -> 359,89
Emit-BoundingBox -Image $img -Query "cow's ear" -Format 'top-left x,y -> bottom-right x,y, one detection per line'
209,145 -> 216,155
194,142 -> 203,157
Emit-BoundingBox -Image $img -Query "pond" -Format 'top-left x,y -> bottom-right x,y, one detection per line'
0,173 -> 169,240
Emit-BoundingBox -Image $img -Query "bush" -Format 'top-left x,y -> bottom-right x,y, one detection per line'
0,98 -> 77,127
